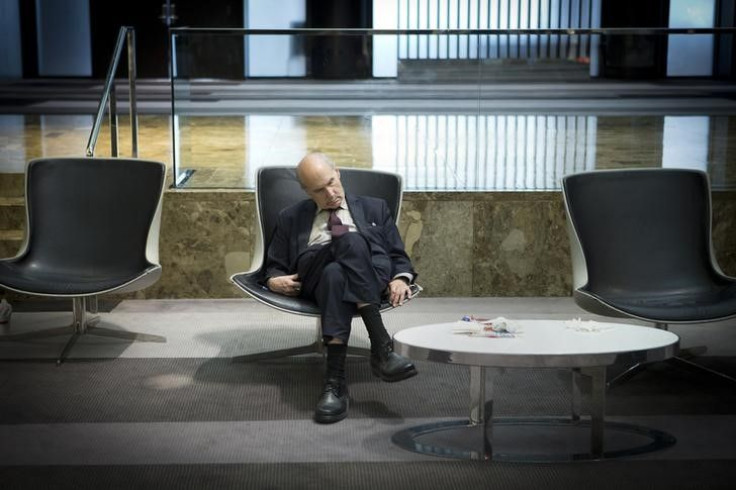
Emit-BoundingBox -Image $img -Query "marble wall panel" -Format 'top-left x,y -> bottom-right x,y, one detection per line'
472,193 -> 572,297
0,203 -> 24,232
712,193 -> 736,276
136,190 -> 256,299
0,173 -> 25,263
3,189 -> 735,301
137,189 -> 734,300
399,198 -> 474,297
0,240 -> 21,260
0,173 -> 24,196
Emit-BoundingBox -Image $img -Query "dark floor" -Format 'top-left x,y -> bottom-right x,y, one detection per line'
1,298 -> 736,489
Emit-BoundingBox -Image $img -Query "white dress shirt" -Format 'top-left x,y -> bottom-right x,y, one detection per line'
307,204 -> 356,247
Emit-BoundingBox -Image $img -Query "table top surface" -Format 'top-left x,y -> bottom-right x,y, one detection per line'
393,319 -> 680,368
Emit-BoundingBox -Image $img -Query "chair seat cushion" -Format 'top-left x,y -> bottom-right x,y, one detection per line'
233,273 -> 321,316
580,281 -> 736,323
0,261 -> 159,296
232,272 -> 421,317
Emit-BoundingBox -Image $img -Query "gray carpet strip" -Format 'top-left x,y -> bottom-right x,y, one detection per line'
3,461 -> 736,490
2,357 -> 736,424
2,357 -> 736,489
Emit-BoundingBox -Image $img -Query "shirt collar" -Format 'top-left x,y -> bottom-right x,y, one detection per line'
316,201 -> 347,215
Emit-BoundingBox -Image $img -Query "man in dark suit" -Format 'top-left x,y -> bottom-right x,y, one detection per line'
265,152 -> 418,424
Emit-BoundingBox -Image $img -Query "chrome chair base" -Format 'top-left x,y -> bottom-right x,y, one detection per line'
607,356 -> 736,388
607,323 -> 736,388
0,297 -> 165,365
669,356 -> 736,384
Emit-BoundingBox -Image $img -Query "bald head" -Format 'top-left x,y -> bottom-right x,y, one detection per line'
297,152 -> 333,183
297,152 -> 345,210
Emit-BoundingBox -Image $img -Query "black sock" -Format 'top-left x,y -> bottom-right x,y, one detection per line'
359,304 -> 391,348
326,343 -> 347,382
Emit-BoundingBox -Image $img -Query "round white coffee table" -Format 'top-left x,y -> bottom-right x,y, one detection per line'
392,319 -> 679,462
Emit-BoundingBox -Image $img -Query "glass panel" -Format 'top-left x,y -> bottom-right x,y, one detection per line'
170,28 -> 736,191
667,0 -> 715,77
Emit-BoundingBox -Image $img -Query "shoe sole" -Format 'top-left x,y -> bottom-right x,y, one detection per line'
371,365 -> 418,382
314,400 -> 349,424
314,408 -> 348,424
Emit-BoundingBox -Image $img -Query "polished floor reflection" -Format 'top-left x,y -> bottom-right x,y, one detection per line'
1,113 -> 734,190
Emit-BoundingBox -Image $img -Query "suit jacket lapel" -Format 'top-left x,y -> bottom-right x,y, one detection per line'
346,195 -> 366,233
296,200 -> 316,255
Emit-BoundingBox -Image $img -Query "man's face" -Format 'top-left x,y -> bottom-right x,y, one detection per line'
302,166 -> 345,210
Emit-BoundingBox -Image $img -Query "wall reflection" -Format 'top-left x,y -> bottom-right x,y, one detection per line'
172,113 -> 730,190
0,115 -> 94,173
371,114 -> 596,190
1,113 -> 732,191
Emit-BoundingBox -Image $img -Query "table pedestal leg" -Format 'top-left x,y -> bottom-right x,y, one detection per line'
469,366 -> 502,460
571,368 -> 582,422
469,366 -> 485,425
582,366 -> 606,457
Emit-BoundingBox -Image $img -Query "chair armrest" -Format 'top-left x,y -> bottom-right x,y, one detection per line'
379,283 -> 423,312
231,271 -> 322,316
232,272 -> 423,317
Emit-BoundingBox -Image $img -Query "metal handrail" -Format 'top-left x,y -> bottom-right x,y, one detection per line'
170,27 -> 736,36
86,26 -> 138,158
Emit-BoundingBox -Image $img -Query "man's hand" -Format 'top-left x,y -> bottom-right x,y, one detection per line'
267,274 -> 302,296
388,278 -> 411,307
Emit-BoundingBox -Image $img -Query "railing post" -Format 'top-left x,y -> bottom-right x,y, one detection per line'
127,28 -> 139,158
109,80 -> 119,158
86,26 -> 137,159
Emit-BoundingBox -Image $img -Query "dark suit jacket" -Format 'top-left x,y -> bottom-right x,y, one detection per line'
265,194 -> 416,285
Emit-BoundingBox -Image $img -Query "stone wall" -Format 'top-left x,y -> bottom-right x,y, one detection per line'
3,187 -> 735,300
122,189 -> 736,299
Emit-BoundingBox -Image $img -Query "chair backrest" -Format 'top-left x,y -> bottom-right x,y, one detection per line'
22,157 -> 166,276
562,168 -> 720,296
254,166 -> 402,271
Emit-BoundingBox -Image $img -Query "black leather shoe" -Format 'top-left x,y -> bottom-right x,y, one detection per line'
314,377 -> 349,424
371,342 -> 417,382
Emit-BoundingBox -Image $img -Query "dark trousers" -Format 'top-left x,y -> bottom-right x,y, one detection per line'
297,233 -> 388,342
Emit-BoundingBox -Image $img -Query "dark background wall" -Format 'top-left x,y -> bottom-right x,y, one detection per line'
716,0 -> 736,79
18,0 -> 244,79
306,0 -> 372,79
599,0 -> 670,79
90,0 -> 244,79
9,0 -> 736,80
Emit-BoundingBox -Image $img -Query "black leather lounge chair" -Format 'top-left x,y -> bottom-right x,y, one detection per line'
230,166 -> 421,362
0,157 -> 167,364
562,168 -> 736,386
